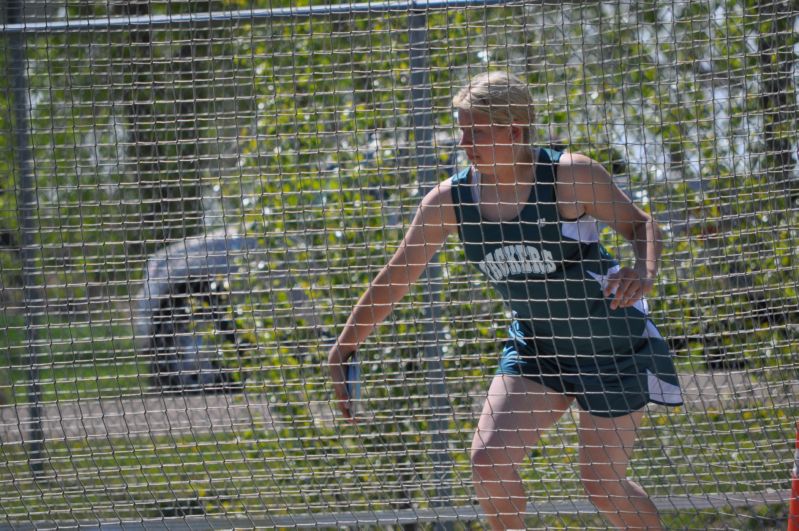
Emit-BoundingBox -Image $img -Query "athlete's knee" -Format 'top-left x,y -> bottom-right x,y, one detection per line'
470,442 -> 496,478
471,440 -> 527,481
582,474 -> 653,519
580,466 -> 629,504
472,442 -> 510,478
581,479 -> 617,508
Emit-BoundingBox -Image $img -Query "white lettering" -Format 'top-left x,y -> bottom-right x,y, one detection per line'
477,261 -> 491,279
492,248 -> 511,278
516,245 -> 532,274
477,245 -> 556,282
504,246 -> 521,275
524,246 -> 544,274
542,249 -> 557,273
484,257 -> 503,281
524,245 -> 541,261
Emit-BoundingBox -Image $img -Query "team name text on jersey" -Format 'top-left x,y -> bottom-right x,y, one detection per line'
477,244 -> 556,282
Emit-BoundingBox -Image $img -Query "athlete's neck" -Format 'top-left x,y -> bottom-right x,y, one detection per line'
475,147 -> 537,187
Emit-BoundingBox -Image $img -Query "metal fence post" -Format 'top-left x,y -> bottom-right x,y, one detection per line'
5,0 -> 45,477
409,6 -> 454,527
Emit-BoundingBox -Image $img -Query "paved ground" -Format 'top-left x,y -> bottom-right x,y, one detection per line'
0,393 -> 276,444
0,372 -> 795,443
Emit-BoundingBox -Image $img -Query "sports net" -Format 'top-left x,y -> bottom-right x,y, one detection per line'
1,0 -> 797,528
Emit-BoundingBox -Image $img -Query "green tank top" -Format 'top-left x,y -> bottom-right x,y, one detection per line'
450,147 -> 650,356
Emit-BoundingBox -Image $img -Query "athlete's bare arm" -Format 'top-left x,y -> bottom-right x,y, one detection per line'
556,153 -> 663,309
328,180 -> 458,417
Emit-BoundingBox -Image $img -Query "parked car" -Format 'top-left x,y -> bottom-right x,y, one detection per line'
135,229 -> 260,392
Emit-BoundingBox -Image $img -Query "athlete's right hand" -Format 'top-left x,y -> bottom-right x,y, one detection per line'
327,347 -> 354,421
604,265 -> 654,310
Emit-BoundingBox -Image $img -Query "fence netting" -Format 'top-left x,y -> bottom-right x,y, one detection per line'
1,0 -> 797,528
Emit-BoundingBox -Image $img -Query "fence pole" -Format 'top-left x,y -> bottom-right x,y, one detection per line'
409,7 -> 455,528
5,0 -> 45,477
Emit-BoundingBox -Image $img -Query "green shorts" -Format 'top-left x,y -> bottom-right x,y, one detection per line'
498,320 -> 683,418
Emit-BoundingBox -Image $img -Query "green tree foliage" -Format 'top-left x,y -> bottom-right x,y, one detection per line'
3,1 -> 254,314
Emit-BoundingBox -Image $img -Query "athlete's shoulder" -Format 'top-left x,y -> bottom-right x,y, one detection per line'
414,177 -> 458,231
556,150 -> 592,167
422,176 -> 455,205
555,151 -> 607,185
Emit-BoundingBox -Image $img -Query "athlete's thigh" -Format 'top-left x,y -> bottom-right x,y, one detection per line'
577,409 -> 645,479
473,375 -> 574,461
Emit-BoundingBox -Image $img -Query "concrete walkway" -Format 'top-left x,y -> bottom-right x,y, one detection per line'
0,372 -> 795,443
0,393 -> 275,444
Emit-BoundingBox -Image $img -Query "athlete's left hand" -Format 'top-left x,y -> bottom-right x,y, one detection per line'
604,267 -> 655,310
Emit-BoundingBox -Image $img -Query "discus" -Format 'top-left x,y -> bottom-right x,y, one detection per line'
344,354 -> 361,412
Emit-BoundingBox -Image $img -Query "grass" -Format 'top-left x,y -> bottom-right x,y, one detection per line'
0,400 -> 793,528
0,311 -> 145,404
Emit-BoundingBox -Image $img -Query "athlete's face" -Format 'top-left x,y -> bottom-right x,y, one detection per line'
457,110 -> 516,175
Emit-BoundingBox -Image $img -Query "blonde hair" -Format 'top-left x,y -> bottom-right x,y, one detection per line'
452,71 -> 534,143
